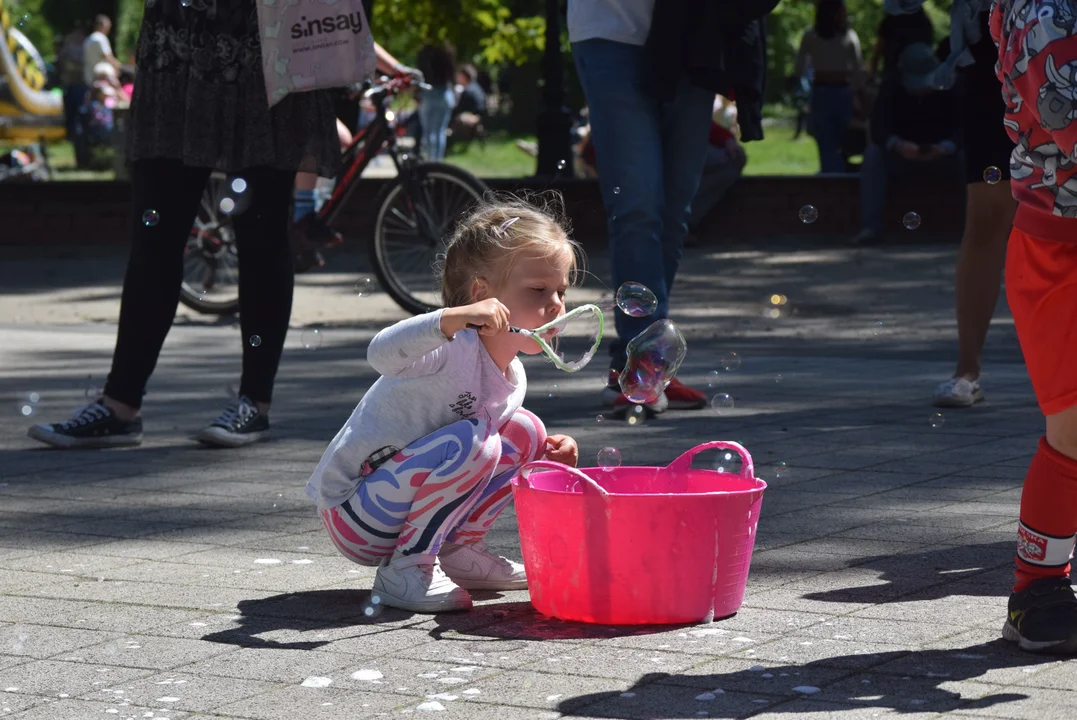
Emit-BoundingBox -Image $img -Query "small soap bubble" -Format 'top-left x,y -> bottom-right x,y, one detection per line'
870,321 -> 885,337
142,210 -> 160,227
85,385 -> 100,400
249,335 -> 262,347
774,462 -> 789,479
27,392 -> 40,403
983,166 -> 1002,185
626,404 -> 646,426
597,447 -> 622,470
706,370 -> 721,389
902,211 -> 922,230
556,159 -> 567,171
595,414 -> 606,424
798,205 -> 819,224
720,352 -> 741,371
615,282 -> 658,318
354,276 -> 375,297
547,384 -> 559,399
180,0 -> 192,6
230,177 -> 247,194
710,393 -> 734,414
613,186 -> 621,195
19,404 -> 33,417
929,412 -> 945,428
219,197 -> 236,215
775,374 -> 783,384
301,328 -> 323,351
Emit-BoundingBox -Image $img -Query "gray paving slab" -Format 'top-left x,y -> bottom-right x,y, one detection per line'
1,242 -> 1072,718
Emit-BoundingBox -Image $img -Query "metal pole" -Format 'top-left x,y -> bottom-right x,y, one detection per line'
535,0 -> 574,178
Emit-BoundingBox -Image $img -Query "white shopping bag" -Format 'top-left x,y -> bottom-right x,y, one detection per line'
256,0 -> 377,107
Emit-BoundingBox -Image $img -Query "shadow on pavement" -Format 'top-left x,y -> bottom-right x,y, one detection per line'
429,599 -> 671,642
803,541 -> 1013,604
201,589 -> 672,650
558,641 -> 1046,718
201,589 -> 415,650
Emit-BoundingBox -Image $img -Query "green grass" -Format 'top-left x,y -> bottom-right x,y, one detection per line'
444,130 -> 538,179
0,139 -> 115,181
5,118 -> 821,182
743,122 -> 819,176
445,123 -> 822,180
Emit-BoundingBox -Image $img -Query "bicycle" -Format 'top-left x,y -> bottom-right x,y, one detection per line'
179,73 -> 488,317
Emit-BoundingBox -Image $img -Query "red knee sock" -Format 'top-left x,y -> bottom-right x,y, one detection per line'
1014,437 -> 1077,592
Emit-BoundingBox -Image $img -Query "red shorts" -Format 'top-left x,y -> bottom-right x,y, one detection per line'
1006,226 -> 1077,415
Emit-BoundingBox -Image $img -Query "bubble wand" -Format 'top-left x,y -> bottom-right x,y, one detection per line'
468,303 -> 604,373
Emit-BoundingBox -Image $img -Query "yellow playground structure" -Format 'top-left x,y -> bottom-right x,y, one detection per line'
0,0 -> 65,142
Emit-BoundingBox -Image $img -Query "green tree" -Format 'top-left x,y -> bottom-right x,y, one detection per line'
8,0 -> 54,58
113,0 -> 142,61
371,0 -> 546,67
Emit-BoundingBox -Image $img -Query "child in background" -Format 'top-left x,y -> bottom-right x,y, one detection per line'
307,197 -> 580,613
991,0 -> 1077,653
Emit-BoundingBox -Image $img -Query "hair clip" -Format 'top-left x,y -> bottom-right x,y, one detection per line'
494,216 -> 520,237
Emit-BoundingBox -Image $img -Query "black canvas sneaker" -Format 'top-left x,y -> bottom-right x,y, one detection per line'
197,395 -> 270,448
27,401 -> 143,449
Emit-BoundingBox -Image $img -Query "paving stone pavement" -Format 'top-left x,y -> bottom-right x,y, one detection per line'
1,240 -> 1075,719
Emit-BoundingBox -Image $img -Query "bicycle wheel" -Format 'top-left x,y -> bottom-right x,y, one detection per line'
369,162 -> 487,315
179,172 -> 241,316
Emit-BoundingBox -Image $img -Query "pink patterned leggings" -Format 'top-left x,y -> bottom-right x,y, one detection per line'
320,409 -> 546,566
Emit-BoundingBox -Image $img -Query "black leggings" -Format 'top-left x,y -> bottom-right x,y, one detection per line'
104,159 -> 295,410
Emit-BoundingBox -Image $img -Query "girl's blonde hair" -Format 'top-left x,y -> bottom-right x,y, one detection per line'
439,192 -> 583,307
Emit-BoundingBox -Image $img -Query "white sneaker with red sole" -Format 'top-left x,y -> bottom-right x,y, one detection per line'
601,370 -> 706,414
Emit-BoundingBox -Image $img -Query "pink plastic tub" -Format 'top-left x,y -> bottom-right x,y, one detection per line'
512,441 -> 766,625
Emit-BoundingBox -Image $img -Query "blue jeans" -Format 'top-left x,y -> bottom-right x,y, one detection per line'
418,86 -> 455,160
810,84 -> 852,174
572,39 -> 715,370
859,143 -> 965,234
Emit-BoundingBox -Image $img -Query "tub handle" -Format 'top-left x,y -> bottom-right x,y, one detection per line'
667,441 -> 755,479
517,461 -> 610,498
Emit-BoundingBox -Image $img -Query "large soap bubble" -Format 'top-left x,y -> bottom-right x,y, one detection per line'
618,319 -> 688,404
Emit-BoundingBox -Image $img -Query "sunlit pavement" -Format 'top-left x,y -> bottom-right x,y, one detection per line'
1,240 -> 1072,720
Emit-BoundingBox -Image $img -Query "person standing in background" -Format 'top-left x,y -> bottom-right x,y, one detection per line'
794,0 -> 864,173
28,0 -> 341,450
58,27 -> 88,167
569,0 -> 777,416
931,0 -> 1017,408
416,42 -> 458,161
81,15 -> 121,87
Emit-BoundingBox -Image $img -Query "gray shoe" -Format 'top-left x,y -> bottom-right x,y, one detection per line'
933,377 -> 985,408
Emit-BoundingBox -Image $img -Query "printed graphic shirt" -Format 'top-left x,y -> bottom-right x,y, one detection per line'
305,310 -> 527,511
993,0 -> 1077,241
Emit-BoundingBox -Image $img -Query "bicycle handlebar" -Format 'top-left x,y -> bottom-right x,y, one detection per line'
363,72 -> 429,100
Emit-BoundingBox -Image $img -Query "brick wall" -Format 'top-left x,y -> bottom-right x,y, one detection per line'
0,174 -> 965,248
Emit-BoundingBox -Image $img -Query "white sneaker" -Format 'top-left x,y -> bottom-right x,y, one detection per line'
438,540 -> 528,591
371,554 -> 472,613
933,377 -> 985,408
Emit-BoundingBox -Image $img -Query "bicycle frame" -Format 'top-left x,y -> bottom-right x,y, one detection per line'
320,77 -> 418,228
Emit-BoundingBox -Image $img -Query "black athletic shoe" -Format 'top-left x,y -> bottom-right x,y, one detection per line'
197,395 -> 269,448
27,401 -> 143,449
1003,575 -> 1077,654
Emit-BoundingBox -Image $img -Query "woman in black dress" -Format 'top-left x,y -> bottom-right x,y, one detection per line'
29,0 -> 341,449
